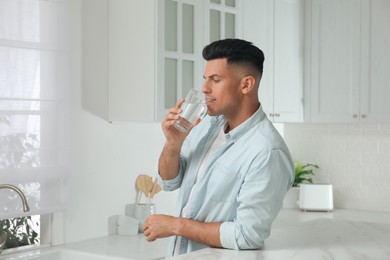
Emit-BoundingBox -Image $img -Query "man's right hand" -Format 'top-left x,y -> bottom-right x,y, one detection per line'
161,98 -> 188,145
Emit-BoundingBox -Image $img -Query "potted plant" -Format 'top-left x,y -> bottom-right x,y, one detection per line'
293,161 -> 319,187
283,161 -> 319,208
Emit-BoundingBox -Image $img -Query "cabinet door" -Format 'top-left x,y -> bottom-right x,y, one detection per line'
242,0 -> 274,118
206,0 -> 243,44
109,0 -> 156,122
157,0 -> 242,121
243,0 -> 303,123
273,0 -> 304,122
306,0 -> 360,122
82,0 -> 156,123
156,0 -> 202,121
360,0 -> 390,122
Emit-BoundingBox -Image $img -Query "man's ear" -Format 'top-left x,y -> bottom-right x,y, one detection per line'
241,75 -> 256,94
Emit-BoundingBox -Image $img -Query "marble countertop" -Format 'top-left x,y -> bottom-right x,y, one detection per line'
1,209 -> 389,260
167,209 -> 390,259
168,218 -> 390,259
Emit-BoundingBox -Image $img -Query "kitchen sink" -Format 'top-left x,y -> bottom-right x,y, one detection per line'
1,249 -> 125,260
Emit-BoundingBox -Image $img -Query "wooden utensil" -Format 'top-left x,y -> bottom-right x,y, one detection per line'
136,175 -> 153,199
149,178 -> 161,198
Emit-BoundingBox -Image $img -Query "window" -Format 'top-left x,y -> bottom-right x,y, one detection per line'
0,0 -> 69,250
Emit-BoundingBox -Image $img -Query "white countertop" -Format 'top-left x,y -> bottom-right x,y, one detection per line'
168,218 -> 390,259
1,209 -> 390,260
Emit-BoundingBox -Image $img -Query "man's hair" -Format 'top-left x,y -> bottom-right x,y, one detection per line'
202,38 -> 264,77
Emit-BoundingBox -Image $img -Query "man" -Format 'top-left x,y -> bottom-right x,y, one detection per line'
143,38 -> 294,256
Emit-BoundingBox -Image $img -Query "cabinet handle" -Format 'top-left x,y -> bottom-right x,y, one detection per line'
269,113 -> 274,117
361,114 -> 367,119
352,114 -> 358,118
274,113 -> 280,117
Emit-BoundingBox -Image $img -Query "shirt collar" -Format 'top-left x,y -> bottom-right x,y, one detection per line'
213,105 -> 266,142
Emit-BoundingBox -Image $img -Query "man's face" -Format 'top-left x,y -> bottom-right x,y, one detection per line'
202,58 -> 243,117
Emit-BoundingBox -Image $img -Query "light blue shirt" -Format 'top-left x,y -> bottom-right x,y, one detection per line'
157,106 -> 294,256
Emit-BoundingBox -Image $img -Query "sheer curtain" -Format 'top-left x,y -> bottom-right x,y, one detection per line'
0,0 -> 69,218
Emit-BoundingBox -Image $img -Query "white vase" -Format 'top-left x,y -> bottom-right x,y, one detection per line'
125,203 -> 156,232
133,203 -> 155,232
283,187 -> 300,209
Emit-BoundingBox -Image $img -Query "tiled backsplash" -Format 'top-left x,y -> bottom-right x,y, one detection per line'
283,123 -> 390,213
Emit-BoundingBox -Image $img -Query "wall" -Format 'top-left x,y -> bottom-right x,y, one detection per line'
64,0 -> 177,243
283,123 -> 390,213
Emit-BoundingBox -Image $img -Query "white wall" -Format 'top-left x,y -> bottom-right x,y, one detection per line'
283,123 -> 390,213
64,0 -> 177,243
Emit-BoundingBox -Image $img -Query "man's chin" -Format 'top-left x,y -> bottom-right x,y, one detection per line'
207,111 -> 219,117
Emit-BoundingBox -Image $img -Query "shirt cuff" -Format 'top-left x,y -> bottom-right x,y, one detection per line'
220,221 -> 239,250
220,221 -> 265,250
155,170 -> 182,191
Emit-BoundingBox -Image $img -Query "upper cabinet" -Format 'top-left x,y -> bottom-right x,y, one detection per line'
273,0 -> 304,122
82,0 -> 157,122
360,0 -> 390,122
82,0 -> 389,123
108,0 -> 156,122
305,0 -> 390,122
156,0 -> 243,121
82,0 -> 242,122
243,0 -> 304,123
156,0 -> 200,121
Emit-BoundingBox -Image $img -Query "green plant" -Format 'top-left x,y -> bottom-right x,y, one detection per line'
293,161 -> 319,187
0,216 -> 39,249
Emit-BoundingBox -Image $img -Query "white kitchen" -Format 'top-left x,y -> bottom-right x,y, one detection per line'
1,0 -> 389,259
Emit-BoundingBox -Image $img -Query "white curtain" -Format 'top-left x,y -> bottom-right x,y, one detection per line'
0,0 -> 69,218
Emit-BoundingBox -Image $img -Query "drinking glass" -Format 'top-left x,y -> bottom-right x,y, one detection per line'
174,88 -> 207,132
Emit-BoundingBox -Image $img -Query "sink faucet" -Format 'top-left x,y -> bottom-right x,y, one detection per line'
0,184 -> 30,254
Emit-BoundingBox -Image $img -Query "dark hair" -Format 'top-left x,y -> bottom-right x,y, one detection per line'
202,38 -> 264,76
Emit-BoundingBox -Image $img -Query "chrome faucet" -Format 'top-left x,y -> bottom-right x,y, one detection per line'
0,184 -> 30,254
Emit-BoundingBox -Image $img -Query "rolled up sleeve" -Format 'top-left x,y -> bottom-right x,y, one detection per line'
156,156 -> 187,191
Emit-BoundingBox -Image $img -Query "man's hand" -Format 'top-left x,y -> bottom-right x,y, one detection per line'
158,99 -> 202,181
143,214 -> 223,248
161,99 -> 187,143
143,214 -> 180,241
161,98 -> 201,143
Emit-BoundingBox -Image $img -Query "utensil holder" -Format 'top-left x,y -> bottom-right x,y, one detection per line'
127,203 -> 155,232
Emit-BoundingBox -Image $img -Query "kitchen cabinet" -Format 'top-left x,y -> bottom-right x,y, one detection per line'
156,0 -> 243,121
305,0 -> 390,123
272,0 -> 304,122
82,0 -> 157,122
83,0 -> 242,122
108,0 -> 156,122
359,0 -> 390,122
243,0 -> 304,123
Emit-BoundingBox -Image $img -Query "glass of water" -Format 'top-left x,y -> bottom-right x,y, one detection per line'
174,88 -> 207,132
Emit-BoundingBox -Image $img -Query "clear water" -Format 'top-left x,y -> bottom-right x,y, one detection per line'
174,102 -> 207,132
